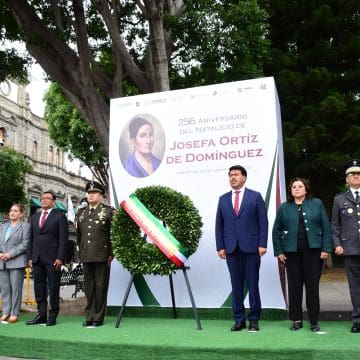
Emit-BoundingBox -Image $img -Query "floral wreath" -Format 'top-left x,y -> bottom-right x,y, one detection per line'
111,185 -> 202,275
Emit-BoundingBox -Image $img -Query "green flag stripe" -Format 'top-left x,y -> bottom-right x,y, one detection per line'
129,195 -> 188,256
264,147 -> 278,209
110,175 -> 160,306
133,275 -> 160,306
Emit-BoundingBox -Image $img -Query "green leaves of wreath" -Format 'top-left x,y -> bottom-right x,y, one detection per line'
112,186 -> 203,276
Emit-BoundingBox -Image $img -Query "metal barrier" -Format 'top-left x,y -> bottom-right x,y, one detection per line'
60,264 -> 85,298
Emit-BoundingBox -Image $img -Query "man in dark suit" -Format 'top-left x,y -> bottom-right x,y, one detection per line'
27,191 -> 68,326
332,159 -> 360,333
76,181 -> 114,327
216,165 -> 268,332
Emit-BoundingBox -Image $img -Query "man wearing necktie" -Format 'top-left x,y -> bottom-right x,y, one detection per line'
27,191 -> 68,326
215,165 -> 268,332
76,181 -> 114,327
332,158 -> 360,333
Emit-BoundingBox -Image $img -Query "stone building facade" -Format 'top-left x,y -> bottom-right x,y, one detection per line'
0,79 -> 89,218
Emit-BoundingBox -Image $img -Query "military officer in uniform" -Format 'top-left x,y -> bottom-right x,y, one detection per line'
331,159 -> 360,333
77,181 -> 114,327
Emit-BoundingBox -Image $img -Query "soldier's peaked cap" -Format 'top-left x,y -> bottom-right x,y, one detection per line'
86,181 -> 105,195
344,159 -> 360,175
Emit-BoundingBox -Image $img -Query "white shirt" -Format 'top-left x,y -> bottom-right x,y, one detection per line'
39,208 -> 53,227
232,187 -> 245,211
350,187 -> 360,201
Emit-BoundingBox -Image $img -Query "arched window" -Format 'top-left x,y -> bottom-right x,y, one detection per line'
56,148 -> 60,166
32,140 -> 38,158
0,127 -> 6,146
49,145 -> 54,163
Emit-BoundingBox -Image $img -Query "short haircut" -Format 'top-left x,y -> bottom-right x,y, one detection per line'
42,190 -> 56,200
228,165 -> 247,177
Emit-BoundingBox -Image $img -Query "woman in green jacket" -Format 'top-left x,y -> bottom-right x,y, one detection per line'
272,178 -> 332,332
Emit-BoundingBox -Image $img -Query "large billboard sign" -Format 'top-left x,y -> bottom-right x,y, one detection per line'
108,77 -> 286,309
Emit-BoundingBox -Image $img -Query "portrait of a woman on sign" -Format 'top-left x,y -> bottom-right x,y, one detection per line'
119,114 -> 165,178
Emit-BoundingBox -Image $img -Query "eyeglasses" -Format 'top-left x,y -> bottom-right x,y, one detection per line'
41,197 -> 54,200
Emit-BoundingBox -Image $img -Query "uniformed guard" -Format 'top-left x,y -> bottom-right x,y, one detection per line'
76,181 -> 114,327
331,159 -> 360,333
75,197 -> 88,229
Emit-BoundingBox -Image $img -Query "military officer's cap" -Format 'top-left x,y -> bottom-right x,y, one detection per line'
344,159 -> 360,175
86,181 -> 105,195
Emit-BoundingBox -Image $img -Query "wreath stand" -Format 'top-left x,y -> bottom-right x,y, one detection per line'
115,266 -> 202,330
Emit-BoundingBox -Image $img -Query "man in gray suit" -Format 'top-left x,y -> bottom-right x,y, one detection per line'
331,159 -> 360,333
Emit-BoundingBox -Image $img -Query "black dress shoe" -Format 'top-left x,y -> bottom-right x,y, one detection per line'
26,315 -> 47,325
83,320 -> 93,327
351,322 -> 360,333
248,320 -> 259,332
231,321 -> 246,331
311,324 -> 320,332
93,321 -> 103,327
46,319 -> 57,326
290,321 -> 303,331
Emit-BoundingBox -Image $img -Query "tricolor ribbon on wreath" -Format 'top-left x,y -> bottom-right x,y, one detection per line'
120,194 -> 188,267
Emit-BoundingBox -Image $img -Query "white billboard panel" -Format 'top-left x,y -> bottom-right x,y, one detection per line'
108,77 -> 286,309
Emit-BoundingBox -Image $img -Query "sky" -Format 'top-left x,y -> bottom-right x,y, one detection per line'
26,63 -> 92,178
27,63 -> 48,117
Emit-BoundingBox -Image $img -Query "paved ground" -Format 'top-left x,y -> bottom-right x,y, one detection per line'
319,282 -> 352,311
19,278 -> 352,314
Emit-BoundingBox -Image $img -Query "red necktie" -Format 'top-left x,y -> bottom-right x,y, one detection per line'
40,211 -> 48,229
234,191 -> 240,216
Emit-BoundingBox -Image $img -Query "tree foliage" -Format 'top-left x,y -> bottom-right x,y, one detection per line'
2,1 -> 358,207
0,4 -> 30,82
168,0 -> 269,88
2,0 -> 184,155
260,0 -> 360,208
0,147 -> 33,213
2,0 -> 269,160
44,83 -> 108,188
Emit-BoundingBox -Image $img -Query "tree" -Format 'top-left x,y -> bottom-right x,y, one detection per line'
260,0 -> 360,208
2,0 -> 269,159
2,0 -> 182,156
44,82 -> 108,188
0,147 -> 33,213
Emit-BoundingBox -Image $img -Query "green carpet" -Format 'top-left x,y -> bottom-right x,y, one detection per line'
0,314 -> 359,360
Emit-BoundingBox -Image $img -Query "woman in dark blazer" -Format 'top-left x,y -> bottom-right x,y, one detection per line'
272,178 -> 332,332
0,203 -> 30,323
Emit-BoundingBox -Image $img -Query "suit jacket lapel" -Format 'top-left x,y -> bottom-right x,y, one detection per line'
237,188 -> 247,217
6,223 -> 21,241
90,205 -> 102,218
38,210 -> 52,231
227,189 -> 246,217
0,225 -> 6,245
35,212 -> 42,231
88,207 -> 96,218
225,191 -> 235,216
345,190 -> 356,204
